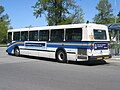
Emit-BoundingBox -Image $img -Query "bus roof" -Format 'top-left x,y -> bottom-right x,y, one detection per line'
8,23 -> 107,32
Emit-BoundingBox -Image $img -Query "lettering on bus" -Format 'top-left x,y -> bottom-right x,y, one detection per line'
25,43 -> 45,47
94,43 -> 108,50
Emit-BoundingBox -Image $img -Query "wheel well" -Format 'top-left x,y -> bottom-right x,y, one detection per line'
55,48 -> 67,59
14,46 -> 19,51
14,45 -> 20,56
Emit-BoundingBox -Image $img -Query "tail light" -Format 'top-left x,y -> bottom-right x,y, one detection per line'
90,43 -> 94,50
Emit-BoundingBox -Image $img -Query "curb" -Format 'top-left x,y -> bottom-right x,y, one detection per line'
111,58 -> 120,60
0,45 -> 7,47
105,59 -> 120,62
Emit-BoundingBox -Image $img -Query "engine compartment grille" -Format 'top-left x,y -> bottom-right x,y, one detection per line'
78,49 -> 87,55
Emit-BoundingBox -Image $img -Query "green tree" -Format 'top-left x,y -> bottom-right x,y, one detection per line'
93,0 -> 113,24
117,11 -> 120,18
60,6 -> 84,24
117,11 -> 120,23
33,0 -> 84,26
110,11 -> 120,23
0,5 -> 9,44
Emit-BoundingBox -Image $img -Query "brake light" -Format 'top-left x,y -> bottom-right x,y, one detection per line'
89,35 -> 94,40
90,43 -> 94,50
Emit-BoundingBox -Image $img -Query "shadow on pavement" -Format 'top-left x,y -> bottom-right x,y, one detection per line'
20,55 -> 57,62
14,55 -> 108,66
68,60 -> 108,66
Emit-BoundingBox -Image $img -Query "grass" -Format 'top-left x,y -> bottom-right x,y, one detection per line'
0,44 -> 7,47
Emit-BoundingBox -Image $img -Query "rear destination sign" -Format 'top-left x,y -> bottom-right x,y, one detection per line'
94,43 -> 108,50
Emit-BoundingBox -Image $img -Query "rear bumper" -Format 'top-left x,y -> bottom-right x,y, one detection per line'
88,55 -> 112,60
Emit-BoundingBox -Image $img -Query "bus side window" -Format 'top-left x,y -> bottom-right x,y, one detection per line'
39,30 -> 49,41
13,32 -> 20,41
8,32 -> 12,43
51,29 -> 64,42
21,31 -> 28,41
29,31 -> 38,41
66,28 -> 82,41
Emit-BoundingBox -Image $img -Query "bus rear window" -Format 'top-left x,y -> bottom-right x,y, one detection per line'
94,29 -> 107,40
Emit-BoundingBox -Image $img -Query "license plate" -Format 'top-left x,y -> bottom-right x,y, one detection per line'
104,56 -> 109,59
97,57 -> 102,60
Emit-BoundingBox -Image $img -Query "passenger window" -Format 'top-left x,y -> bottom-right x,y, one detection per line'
21,31 -> 28,41
29,31 -> 38,41
13,32 -> 20,41
51,29 -> 64,42
66,28 -> 82,41
39,30 -> 49,41
8,32 -> 12,43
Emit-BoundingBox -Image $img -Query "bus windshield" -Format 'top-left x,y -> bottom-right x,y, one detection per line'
94,29 -> 107,40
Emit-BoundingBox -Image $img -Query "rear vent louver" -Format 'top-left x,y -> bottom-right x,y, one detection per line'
78,49 -> 87,55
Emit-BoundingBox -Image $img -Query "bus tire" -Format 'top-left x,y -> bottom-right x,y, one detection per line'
14,47 -> 20,56
56,50 -> 67,63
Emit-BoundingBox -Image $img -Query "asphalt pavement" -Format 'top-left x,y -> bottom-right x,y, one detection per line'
0,47 -> 120,90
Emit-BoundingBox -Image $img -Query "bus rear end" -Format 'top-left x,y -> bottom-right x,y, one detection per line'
87,25 -> 111,60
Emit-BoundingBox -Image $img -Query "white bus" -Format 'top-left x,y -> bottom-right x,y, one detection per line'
6,23 -> 111,62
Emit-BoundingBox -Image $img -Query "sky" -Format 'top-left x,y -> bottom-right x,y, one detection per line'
0,0 -> 120,28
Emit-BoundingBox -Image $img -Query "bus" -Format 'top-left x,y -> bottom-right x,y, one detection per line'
6,23 -> 111,63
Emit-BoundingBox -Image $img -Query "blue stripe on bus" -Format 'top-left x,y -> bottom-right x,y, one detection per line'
6,41 -> 109,54
6,41 -> 24,54
47,44 -> 91,49
47,42 -> 94,49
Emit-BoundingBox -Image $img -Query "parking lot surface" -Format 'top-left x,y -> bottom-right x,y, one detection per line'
0,47 -> 120,90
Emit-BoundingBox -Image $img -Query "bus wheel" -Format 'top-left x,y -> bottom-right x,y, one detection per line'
14,47 -> 20,56
56,50 -> 67,63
